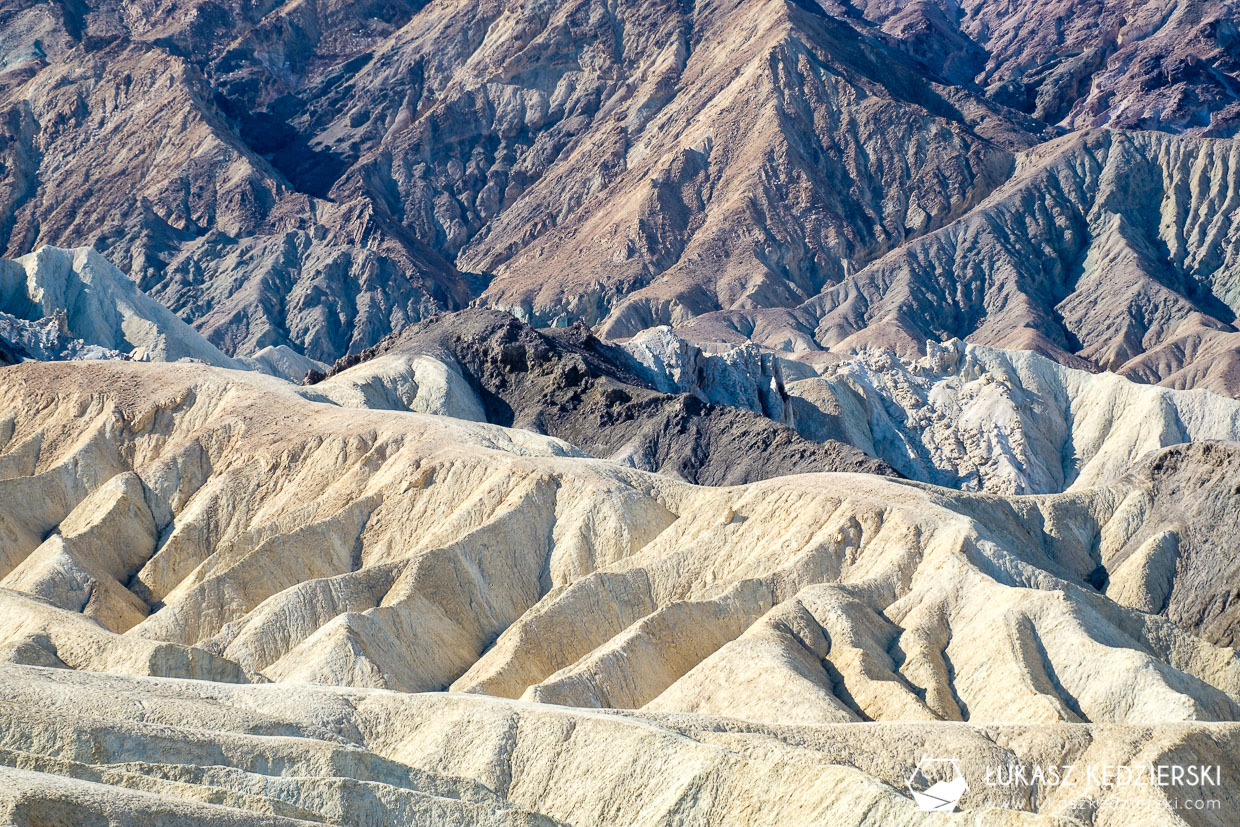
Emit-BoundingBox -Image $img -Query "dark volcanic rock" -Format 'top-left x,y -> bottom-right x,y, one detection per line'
324,310 -> 898,484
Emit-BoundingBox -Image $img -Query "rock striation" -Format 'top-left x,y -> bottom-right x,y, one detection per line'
0,360 -> 1239,823
680,129 -> 1240,397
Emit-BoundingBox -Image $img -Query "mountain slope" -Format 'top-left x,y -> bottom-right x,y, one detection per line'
0,0 -> 1035,361
854,0 -> 1240,135
1,360 -> 1237,722
681,129 -> 1240,396
4,0 -> 1239,394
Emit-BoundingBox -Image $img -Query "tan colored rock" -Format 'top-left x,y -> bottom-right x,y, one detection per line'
0,663 -> 1236,825
0,360 -> 1235,727
1,360 -> 1239,822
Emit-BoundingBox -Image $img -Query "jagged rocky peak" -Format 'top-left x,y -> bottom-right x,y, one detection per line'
310,309 -> 897,484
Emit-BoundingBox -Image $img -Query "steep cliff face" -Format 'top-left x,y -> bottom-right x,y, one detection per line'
455,0 -> 1031,331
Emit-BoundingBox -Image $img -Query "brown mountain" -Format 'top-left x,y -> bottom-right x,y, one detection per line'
1,0 -> 1238,378
0,0 -> 1060,361
680,128 -> 1240,397
853,0 -> 1240,135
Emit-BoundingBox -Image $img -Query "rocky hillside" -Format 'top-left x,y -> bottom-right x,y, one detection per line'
0,246 -> 243,367
1,360 -> 1240,823
0,245 -> 326,380
707,335 -> 1240,494
310,309 -> 895,484
313,315 -> 1240,494
679,129 -> 1240,395
855,0 -> 1240,135
4,0 -> 1238,384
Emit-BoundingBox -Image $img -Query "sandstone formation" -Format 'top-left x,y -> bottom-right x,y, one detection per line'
1,360 -> 1240,823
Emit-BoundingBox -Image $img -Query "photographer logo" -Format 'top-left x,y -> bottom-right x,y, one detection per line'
907,757 -> 969,812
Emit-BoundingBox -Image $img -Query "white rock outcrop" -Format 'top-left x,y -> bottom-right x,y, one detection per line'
799,340 -> 1240,494
605,329 -> 1240,494
0,246 -> 244,368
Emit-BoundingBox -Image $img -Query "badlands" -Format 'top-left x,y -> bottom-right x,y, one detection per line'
0,348 -> 1240,824
2,0 -> 1240,823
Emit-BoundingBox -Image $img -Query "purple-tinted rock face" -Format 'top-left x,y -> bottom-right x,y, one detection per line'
3,0 -> 1237,383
